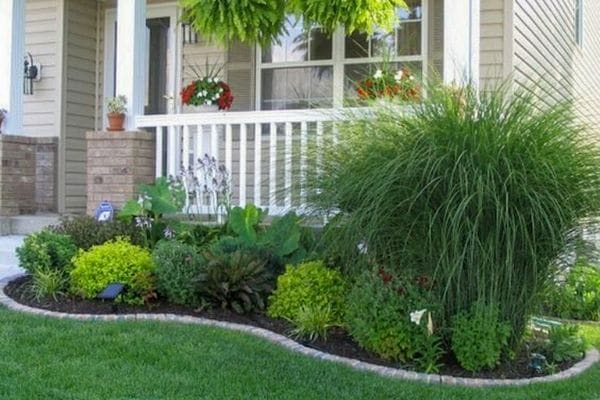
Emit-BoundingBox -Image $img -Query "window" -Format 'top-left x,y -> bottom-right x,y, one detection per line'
257,0 -> 426,110
575,0 -> 584,46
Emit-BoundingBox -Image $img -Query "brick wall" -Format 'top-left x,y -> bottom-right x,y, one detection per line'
86,131 -> 156,215
0,135 -> 57,216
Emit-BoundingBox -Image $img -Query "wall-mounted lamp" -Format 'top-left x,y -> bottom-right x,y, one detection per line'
24,52 -> 41,95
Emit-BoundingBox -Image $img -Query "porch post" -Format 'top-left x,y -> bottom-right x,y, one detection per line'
116,0 -> 147,131
443,0 -> 480,86
0,0 -> 25,134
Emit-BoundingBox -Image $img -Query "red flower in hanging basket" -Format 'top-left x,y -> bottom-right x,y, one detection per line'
180,77 -> 234,110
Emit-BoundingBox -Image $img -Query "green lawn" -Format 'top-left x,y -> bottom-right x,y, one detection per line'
0,307 -> 598,400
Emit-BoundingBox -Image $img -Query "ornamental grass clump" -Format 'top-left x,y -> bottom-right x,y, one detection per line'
309,83 -> 600,345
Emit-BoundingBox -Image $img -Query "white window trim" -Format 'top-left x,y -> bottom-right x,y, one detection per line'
255,0 -> 428,110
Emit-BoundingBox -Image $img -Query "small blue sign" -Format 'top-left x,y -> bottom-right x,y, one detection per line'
95,201 -> 114,222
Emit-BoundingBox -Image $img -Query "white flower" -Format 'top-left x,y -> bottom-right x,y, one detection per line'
410,76 -> 415,81
206,100 -> 213,105
357,240 -> 368,254
410,309 -> 427,325
373,69 -> 383,79
219,88 -> 224,93
394,70 -> 404,81
427,312 -> 434,335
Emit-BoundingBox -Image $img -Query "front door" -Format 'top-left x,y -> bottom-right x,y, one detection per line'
103,6 -> 179,128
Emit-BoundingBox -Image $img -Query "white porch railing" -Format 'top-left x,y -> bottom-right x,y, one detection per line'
136,108 -> 363,216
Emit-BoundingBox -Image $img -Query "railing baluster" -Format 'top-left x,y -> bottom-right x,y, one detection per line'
284,122 -> 292,209
196,124 -> 203,160
225,123 -> 232,174
167,125 -> 177,177
155,126 -> 163,178
269,122 -> 277,210
211,124 -> 218,163
316,121 -> 323,178
239,124 -> 247,207
254,123 -> 262,207
182,124 -> 190,171
300,121 -> 308,207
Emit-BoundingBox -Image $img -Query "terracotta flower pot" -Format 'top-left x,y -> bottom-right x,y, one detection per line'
107,112 -> 125,131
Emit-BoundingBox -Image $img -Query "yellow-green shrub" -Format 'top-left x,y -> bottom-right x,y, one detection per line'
70,238 -> 155,304
267,260 -> 346,323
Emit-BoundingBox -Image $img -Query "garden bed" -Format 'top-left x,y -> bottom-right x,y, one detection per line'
4,275 -> 578,380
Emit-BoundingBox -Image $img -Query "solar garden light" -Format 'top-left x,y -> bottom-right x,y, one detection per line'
97,283 -> 125,312
529,353 -> 547,374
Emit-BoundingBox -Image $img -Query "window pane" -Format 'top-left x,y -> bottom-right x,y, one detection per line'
343,62 -> 422,101
262,16 -> 308,63
397,21 -> 421,56
345,31 -> 369,58
371,30 -> 395,57
397,0 -> 423,20
310,28 -> 333,60
262,67 -> 334,110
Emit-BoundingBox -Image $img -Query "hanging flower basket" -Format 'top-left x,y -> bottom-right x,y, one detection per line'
181,77 -> 234,111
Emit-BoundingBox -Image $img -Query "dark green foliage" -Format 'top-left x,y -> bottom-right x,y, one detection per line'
451,303 -> 511,372
544,325 -> 586,364
344,268 -> 442,366
175,222 -> 224,250
16,230 -> 78,275
51,215 -> 144,250
153,241 -> 204,306
268,260 -> 346,323
543,264 -> 600,321
309,83 -> 600,344
197,249 -> 273,314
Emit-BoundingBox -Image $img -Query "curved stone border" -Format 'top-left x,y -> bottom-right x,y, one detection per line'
1,273 -> 597,387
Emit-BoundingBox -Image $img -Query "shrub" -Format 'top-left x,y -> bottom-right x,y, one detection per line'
344,268 -> 442,365
70,239 -> 155,304
308,83 -> 600,344
543,264 -> 600,321
153,241 -> 204,306
451,302 -> 511,372
268,261 -> 346,323
198,249 -> 272,314
16,230 -> 77,274
544,324 -> 586,364
52,215 -> 144,250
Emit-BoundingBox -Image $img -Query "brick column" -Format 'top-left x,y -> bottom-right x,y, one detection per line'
86,131 -> 156,215
0,135 -> 36,216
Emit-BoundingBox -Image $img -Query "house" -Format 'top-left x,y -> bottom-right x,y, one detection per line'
0,0 -> 599,223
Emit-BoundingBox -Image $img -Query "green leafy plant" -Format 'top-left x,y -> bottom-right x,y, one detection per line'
268,260 -> 346,323
543,264 -> 600,321
288,0 -> 407,36
226,205 -> 307,270
180,0 -> 408,45
175,222 -> 225,250
153,241 -> 204,306
25,268 -> 68,302
544,324 -> 586,364
197,248 -> 273,313
451,302 -> 511,372
51,215 -> 144,250
180,0 -> 286,46
289,304 -> 335,342
308,83 -> 600,345
344,268 -> 440,365
16,230 -> 78,275
70,238 -> 155,305
119,177 -> 186,247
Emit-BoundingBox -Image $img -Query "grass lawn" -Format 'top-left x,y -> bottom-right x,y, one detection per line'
0,307 -> 598,400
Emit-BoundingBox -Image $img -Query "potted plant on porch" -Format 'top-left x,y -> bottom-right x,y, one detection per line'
106,95 -> 127,131
180,67 -> 234,112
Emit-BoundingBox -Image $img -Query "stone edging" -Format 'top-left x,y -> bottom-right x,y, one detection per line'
1,273 -> 597,387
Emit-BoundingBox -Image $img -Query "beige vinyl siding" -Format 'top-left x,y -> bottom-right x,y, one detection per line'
513,0 -> 576,109
428,0 -> 444,78
480,0 -> 507,88
23,0 -> 59,137
62,0 -> 98,213
572,2 -> 600,129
